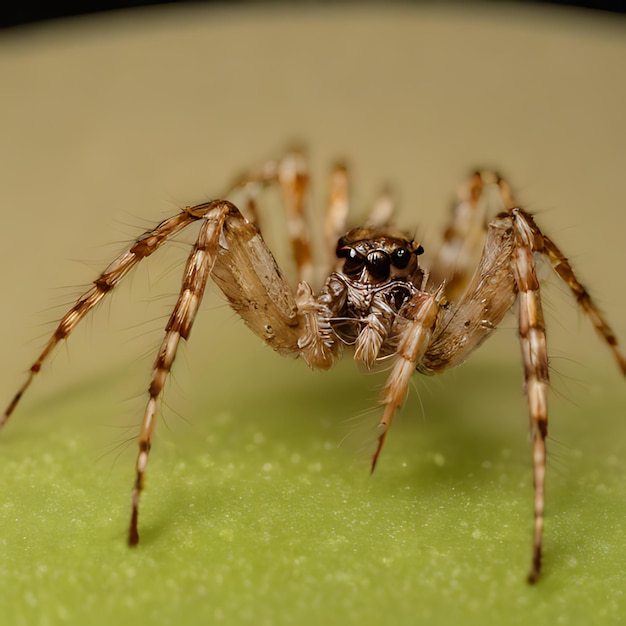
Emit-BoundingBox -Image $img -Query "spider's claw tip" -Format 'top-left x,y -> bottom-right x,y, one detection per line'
527,569 -> 540,585
128,507 -> 140,546
370,431 -> 386,474
527,547 -> 542,584
128,530 -> 139,547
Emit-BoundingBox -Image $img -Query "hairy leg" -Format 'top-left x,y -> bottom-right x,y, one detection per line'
510,209 -> 550,583
1,204 -> 216,428
129,202 -> 231,544
370,287 -> 443,471
130,198 -> 344,544
226,150 -> 316,285
324,162 -> 350,268
430,170 -> 516,302
519,210 -> 626,374
425,204 -> 625,581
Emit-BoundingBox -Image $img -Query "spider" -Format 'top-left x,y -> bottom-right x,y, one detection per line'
2,150 -> 625,584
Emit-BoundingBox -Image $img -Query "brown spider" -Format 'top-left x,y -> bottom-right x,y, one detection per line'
2,151 -> 625,584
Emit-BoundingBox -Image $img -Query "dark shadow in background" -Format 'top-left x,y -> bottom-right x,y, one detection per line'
0,1 -> 624,31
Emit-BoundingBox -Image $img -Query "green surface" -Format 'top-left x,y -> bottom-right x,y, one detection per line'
1,349 -> 624,626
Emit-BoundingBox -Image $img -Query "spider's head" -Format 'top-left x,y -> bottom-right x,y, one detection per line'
336,228 -> 424,285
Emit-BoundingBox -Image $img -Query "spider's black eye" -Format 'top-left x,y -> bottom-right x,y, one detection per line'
391,247 -> 411,269
366,250 -> 391,280
338,247 -> 366,276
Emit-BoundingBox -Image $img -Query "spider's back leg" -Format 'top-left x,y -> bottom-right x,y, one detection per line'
429,170 -> 517,302
422,211 -> 519,372
225,150 -> 316,286
324,162 -> 350,267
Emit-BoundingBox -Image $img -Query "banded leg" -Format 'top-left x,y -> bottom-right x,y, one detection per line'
129,199 -> 339,544
520,212 -> 626,375
370,288 -> 443,472
512,207 -> 626,580
276,151 -> 315,284
224,156 -> 280,229
324,162 -> 350,267
430,170 -> 517,301
226,150 -> 316,285
1,204 -> 216,428
424,206 -> 625,582
511,210 -> 550,583
129,203 -> 232,545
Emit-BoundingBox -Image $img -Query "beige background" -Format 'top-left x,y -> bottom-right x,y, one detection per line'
1,3 -> 625,402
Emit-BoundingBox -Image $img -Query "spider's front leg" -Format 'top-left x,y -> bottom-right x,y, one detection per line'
128,200 -> 338,545
421,199 -> 625,583
371,287 -> 445,471
128,201 -> 232,544
2,207 -> 207,428
510,208 -> 626,582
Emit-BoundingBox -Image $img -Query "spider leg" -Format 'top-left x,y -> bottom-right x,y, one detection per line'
1,204 -> 215,428
224,155 -> 280,229
422,210 -> 549,582
129,202 -> 232,545
520,211 -> 626,374
430,170 -> 517,301
512,208 -> 626,581
276,151 -> 315,285
370,288 -> 443,472
129,200 -> 340,545
226,150 -> 315,285
324,162 -> 350,267
422,212 -> 519,372
424,205 -> 624,583
509,210 -> 550,584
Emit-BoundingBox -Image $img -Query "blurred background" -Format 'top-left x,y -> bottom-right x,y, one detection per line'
1,1 -> 625,396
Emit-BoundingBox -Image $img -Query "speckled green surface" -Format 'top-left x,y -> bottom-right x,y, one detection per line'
1,352 -> 624,626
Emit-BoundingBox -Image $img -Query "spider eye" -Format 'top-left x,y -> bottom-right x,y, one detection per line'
339,247 -> 366,276
391,247 -> 411,269
366,250 -> 391,280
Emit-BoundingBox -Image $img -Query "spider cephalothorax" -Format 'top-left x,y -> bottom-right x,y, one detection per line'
327,228 -> 426,366
2,151 -> 624,584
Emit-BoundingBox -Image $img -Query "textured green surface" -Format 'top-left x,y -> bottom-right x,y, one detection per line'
1,351 -> 624,626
